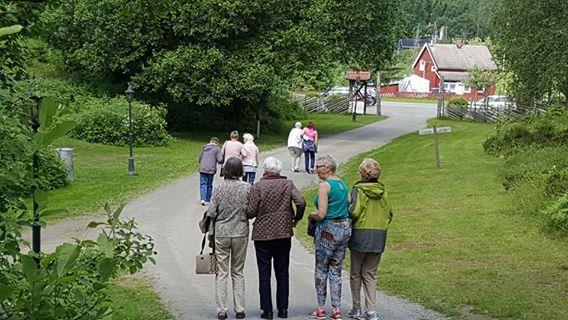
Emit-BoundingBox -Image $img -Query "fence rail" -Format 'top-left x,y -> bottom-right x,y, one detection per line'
292,95 -> 349,113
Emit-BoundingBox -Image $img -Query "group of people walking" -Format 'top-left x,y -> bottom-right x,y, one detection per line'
201,132 -> 393,320
287,122 -> 319,174
198,131 -> 259,205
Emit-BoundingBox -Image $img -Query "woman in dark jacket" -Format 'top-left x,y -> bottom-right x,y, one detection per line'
247,157 -> 306,319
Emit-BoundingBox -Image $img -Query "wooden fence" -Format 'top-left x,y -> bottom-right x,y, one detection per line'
444,101 -> 543,122
292,95 -> 350,113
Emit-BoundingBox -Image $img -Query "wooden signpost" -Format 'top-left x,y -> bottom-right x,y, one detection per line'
417,126 -> 452,168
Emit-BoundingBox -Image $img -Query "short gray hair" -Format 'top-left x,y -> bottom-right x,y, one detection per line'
230,130 -> 239,139
263,157 -> 282,174
295,122 -> 302,129
316,155 -> 337,173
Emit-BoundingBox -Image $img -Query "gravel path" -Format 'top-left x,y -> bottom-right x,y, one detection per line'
33,101 -> 449,320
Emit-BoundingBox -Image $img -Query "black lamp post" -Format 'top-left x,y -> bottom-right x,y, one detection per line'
125,87 -> 135,176
30,95 -> 42,265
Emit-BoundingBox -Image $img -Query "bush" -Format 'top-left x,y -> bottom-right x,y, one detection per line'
483,107 -> 568,154
448,96 -> 468,106
543,193 -> 568,233
36,149 -> 68,191
73,98 -> 172,146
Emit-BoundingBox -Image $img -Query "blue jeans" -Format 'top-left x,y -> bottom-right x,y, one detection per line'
199,173 -> 214,202
243,172 -> 256,185
305,151 -> 316,173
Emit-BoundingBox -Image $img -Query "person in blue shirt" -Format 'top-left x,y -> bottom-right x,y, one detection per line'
307,155 -> 351,320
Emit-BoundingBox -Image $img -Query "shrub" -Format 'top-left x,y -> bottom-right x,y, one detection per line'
483,107 -> 568,154
543,193 -> 568,233
36,149 -> 69,191
448,96 -> 468,106
73,98 -> 172,146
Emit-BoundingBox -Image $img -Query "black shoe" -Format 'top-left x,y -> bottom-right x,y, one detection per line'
217,312 -> 227,320
260,310 -> 273,319
236,311 -> 246,319
277,310 -> 288,318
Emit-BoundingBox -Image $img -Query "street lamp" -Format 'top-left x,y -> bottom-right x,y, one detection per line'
125,87 -> 135,176
29,95 -> 42,264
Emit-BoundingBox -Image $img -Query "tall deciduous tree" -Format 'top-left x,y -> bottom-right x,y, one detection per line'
41,0 -> 402,108
492,0 -> 568,104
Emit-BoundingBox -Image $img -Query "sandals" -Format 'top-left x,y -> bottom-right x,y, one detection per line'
307,309 -> 326,320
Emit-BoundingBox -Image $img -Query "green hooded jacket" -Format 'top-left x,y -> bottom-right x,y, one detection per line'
349,181 -> 393,253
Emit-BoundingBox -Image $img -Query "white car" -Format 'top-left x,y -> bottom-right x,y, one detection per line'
476,95 -> 516,109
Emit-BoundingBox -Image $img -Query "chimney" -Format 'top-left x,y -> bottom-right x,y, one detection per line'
455,35 -> 463,48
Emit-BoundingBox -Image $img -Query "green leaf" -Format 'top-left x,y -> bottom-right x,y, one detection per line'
97,257 -> 116,280
34,119 -> 76,149
22,255 -> 37,281
112,204 -> 126,226
55,243 -> 80,276
0,25 -> 23,38
39,97 -> 58,129
97,233 -> 115,258
87,221 -> 107,229
0,285 -> 14,301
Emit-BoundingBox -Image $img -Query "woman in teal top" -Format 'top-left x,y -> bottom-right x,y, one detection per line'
307,155 -> 351,320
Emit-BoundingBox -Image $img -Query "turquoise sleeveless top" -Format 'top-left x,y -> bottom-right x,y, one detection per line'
314,178 -> 350,220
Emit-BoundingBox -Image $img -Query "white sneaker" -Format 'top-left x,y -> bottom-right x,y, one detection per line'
200,200 -> 206,206
365,311 -> 379,320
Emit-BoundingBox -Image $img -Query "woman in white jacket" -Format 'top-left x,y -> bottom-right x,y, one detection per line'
241,133 -> 260,185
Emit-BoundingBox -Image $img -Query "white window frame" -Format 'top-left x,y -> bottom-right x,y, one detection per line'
431,65 -> 436,72
419,60 -> 426,71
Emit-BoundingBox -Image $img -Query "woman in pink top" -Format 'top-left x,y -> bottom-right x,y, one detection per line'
241,133 -> 260,185
302,122 -> 319,174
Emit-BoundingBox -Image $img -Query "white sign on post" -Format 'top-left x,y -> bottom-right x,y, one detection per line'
418,126 -> 452,135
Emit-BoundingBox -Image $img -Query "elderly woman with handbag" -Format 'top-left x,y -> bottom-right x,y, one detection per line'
247,157 -> 306,319
307,155 -> 351,320
346,158 -> 393,320
207,157 -> 251,320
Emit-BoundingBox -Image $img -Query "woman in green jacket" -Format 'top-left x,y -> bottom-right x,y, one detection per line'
347,158 -> 393,320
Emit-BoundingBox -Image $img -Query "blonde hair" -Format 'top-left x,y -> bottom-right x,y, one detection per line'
359,158 -> 381,181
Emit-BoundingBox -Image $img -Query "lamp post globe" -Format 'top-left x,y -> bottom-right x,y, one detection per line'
125,87 -> 135,176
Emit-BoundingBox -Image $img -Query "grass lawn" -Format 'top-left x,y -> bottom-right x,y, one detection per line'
382,97 -> 438,103
44,113 -> 384,220
108,276 -> 173,320
296,119 -> 568,320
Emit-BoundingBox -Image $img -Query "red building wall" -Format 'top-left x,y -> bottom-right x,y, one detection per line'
412,48 -> 440,89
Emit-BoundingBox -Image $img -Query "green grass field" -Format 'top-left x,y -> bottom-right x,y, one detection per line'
43,113 -> 384,220
108,277 -> 173,320
297,119 -> 568,320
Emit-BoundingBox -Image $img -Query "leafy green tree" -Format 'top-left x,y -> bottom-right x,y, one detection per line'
492,0 -> 568,105
41,0 -> 403,115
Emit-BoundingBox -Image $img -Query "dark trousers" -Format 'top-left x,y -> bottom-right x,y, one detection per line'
304,151 -> 316,173
254,238 -> 292,313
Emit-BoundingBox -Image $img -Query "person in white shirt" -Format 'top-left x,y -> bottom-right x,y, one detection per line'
287,122 -> 303,172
